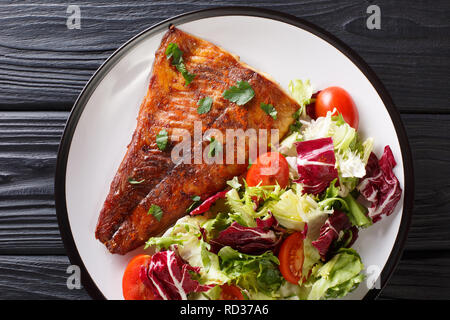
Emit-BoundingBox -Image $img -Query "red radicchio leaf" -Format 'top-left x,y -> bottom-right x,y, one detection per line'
305,91 -> 320,119
140,250 -> 213,300
256,213 -> 277,229
190,190 -> 228,216
311,210 -> 355,260
294,137 -> 338,195
209,215 -> 283,255
357,146 -> 402,223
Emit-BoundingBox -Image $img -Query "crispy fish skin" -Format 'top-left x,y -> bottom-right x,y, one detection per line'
104,28 -> 300,254
95,26 -> 245,244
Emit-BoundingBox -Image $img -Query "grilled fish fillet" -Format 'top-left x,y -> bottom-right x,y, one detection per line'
96,26 -> 300,254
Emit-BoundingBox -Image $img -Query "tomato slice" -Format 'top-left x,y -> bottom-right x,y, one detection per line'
220,284 -> 244,300
246,152 -> 290,188
278,232 -> 305,284
315,86 -> 359,130
122,254 -> 155,300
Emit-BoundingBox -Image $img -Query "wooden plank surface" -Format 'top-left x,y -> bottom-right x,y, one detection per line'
0,0 -> 449,300
0,0 -> 448,113
0,112 -> 66,255
0,255 -> 89,300
380,251 -> 450,300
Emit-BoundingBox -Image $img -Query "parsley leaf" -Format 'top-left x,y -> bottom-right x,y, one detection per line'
165,43 -> 196,86
175,63 -> 195,85
292,108 -> 301,121
148,204 -> 163,221
156,129 -> 169,151
165,43 -> 183,64
222,81 -> 255,105
186,195 -> 201,213
207,137 -> 222,158
260,102 -> 277,120
197,96 -> 213,114
289,121 -> 302,133
289,109 -> 303,133
128,177 -> 145,184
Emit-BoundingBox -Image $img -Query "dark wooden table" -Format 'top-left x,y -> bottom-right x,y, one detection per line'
0,0 -> 449,300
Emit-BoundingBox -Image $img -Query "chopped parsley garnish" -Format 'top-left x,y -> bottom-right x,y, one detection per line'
176,63 -> 195,85
289,108 -> 303,133
222,81 -> 255,106
165,43 -> 182,62
197,96 -> 213,114
260,102 -> 277,120
207,137 -> 222,158
148,204 -> 163,221
156,129 -> 169,151
186,195 -> 201,213
165,43 -> 196,86
289,121 -> 302,133
128,177 -> 145,184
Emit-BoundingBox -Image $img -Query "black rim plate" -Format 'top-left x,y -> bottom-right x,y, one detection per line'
55,6 -> 414,300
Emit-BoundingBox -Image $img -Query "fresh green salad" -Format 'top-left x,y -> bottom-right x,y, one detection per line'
123,80 -> 402,300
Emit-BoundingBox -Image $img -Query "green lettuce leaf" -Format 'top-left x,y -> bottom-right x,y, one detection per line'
226,176 -> 242,190
202,212 -> 233,240
338,177 -> 359,197
288,79 -> 313,119
343,193 -> 372,228
268,186 -> 329,234
307,248 -> 365,300
302,237 -> 322,283
144,235 -> 185,250
318,179 -> 349,212
225,184 -> 279,227
218,246 -> 283,296
201,285 -> 222,300
226,189 -> 258,227
316,180 -> 371,228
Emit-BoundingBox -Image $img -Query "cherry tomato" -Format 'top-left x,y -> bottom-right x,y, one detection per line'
220,284 -> 244,300
246,152 -> 290,188
122,254 -> 155,300
315,86 -> 359,130
278,232 -> 305,284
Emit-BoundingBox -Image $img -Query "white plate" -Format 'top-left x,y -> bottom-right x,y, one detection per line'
55,8 -> 414,300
